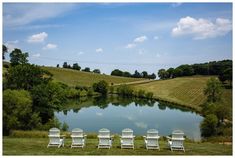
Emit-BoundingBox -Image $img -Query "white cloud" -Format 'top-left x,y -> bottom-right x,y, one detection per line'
77,51 -> 84,55
171,3 -> 182,8
43,43 -> 57,50
172,16 -> 232,39
3,4 -> 75,27
138,49 -> 145,55
28,32 -> 48,43
32,53 -> 40,58
126,43 -> 136,49
156,53 -> 161,58
134,35 -> 148,43
96,48 -> 103,53
153,36 -> 159,40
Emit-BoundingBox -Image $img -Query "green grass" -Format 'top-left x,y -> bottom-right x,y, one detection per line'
42,67 -> 145,87
3,137 -> 232,155
131,76 -> 232,112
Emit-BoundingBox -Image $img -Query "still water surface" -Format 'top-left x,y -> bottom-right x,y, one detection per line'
55,96 -> 203,140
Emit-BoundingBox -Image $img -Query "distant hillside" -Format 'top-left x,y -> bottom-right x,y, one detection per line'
131,76 -> 232,112
42,67 -> 145,87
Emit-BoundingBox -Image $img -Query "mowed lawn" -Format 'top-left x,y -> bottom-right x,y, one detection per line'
131,76 -> 232,111
3,137 -> 232,155
42,67 -> 145,87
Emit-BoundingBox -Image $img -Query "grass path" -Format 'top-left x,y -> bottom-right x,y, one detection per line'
3,137 -> 232,155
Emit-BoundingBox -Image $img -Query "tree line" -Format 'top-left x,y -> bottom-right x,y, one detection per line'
60,62 -> 101,74
158,60 -> 232,83
111,69 -> 156,79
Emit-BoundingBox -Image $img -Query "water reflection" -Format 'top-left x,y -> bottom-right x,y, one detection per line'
55,95 -> 203,140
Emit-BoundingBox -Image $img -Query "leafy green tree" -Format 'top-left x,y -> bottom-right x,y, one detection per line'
133,70 -> 142,78
204,77 -> 222,102
10,48 -> 28,66
31,82 -> 67,124
148,73 -> 156,79
200,114 -> 218,137
167,68 -> 175,78
172,67 -> 183,77
93,69 -> 101,74
56,64 -> 59,68
141,71 -> 148,78
219,68 -> 232,85
3,89 -> 41,135
3,44 -> 8,60
62,122 -> 69,131
63,62 -> 68,68
73,63 -> 81,70
5,64 -> 52,90
158,69 -> 169,79
92,80 -> 108,95
123,71 -> 131,77
82,67 -> 90,72
177,64 -> 194,76
111,69 -> 123,76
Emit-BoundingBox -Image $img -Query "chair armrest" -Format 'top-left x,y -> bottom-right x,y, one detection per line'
84,135 -> 87,137
166,136 -> 171,140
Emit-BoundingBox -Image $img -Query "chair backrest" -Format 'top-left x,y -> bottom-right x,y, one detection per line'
49,127 -> 60,136
122,128 -> 133,137
147,129 -> 159,138
71,128 -> 84,137
48,128 -> 60,144
98,128 -> 110,137
172,130 -> 184,139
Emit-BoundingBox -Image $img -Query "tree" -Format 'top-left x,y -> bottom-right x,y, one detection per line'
72,63 -> 81,70
31,82 -> 67,124
200,114 -> 218,137
133,70 -> 142,78
204,77 -> 222,102
173,67 -> 183,77
92,80 -> 108,95
148,73 -> 156,79
3,89 -> 41,135
93,69 -> 101,74
63,62 -> 68,68
158,69 -> 169,79
177,64 -> 194,76
6,64 -> 52,90
3,44 -> 8,60
141,71 -> 148,78
56,64 -> 60,68
82,67 -> 90,72
123,71 -> 131,77
111,69 -> 123,76
167,68 -> 175,78
10,48 -> 28,66
218,68 -> 232,85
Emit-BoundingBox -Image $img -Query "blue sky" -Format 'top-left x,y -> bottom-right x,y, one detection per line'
3,3 -> 232,75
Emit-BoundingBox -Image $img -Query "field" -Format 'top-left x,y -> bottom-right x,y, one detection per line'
3,137 -> 232,155
131,76 -> 232,112
42,67 -> 145,87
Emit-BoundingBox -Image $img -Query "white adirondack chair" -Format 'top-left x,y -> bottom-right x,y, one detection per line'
120,128 -> 135,149
143,129 -> 160,150
98,128 -> 112,149
47,128 -> 65,148
71,128 -> 87,148
167,130 -> 185,152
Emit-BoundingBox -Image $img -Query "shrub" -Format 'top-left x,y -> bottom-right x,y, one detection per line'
92,80 -> 109,95
116,84 -> 133,97
66,88 -> 80,98
200,114 -> 218,137
145,92 -> 154,99
137,89 -> 145,98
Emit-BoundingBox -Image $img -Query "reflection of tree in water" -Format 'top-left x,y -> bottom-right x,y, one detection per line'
60,95 -> 195,114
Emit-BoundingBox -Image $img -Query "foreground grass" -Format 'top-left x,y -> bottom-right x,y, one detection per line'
131,76 -> 232,112
42,67 -> 145,87
3,137 -> 232,155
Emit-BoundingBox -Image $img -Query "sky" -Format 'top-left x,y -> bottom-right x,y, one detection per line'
3,3 -> 232,75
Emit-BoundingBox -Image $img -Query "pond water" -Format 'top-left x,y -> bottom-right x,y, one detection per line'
55,96 -> 203,141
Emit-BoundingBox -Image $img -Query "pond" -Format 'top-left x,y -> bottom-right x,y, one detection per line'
55,96 -> 203,141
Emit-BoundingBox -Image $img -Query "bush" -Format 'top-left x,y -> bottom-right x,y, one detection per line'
66,88 -> 80,98
145,92 -> 154,99
92,80 -> 108,95
200,114 -> 218,137
116,85 -> 133,97
62,122 -> 69,131
137,89 -> 145,98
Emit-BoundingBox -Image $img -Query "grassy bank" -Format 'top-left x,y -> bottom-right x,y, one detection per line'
3,137 -> 232,155
42,67 -> 145,87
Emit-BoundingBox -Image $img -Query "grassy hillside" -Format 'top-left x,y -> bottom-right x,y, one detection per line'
3,137 -> 232,155
131,76 -> 232,112
42,67 -> 145,87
